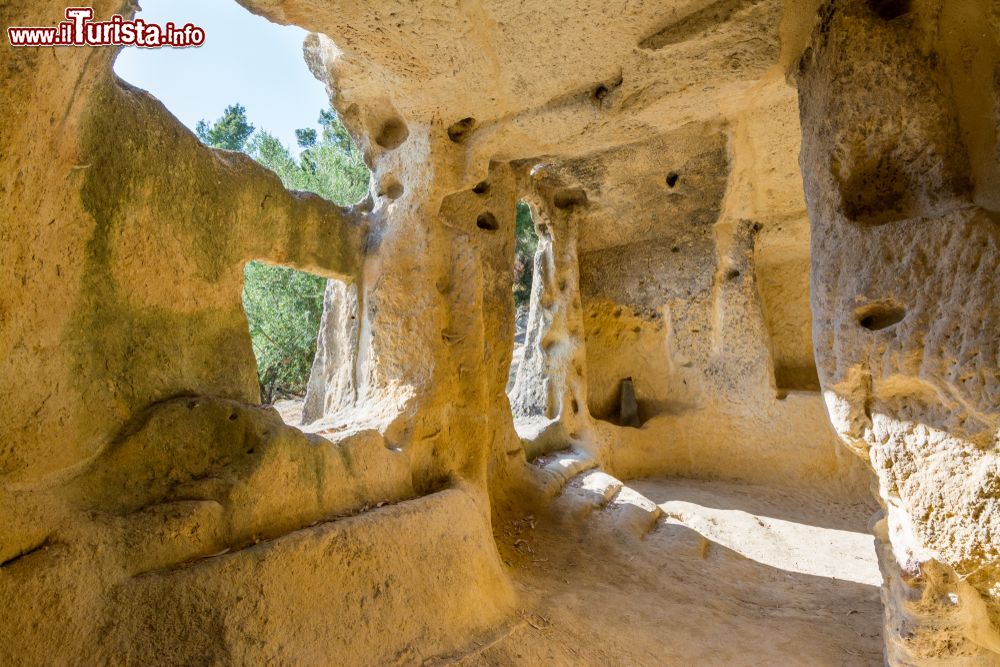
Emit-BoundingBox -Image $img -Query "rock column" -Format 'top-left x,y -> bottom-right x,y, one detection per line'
797,1 -> 1000,662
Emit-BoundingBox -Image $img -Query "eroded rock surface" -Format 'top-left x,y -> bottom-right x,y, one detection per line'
798,0 -> 1000,661
2,0 -> 998,664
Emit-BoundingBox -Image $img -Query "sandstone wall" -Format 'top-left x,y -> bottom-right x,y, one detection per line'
502,82 -> 869,493
231,0 -> 870,499
797,0 -> 1000,661
5,0 -> 993,663
0,1 -> 515,662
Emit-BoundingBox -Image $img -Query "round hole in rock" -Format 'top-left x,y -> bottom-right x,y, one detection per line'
447,117 -> 476,143
477,212 -> 499,231
856,302 -> 906,331
666,172 -> 680,188
727,269 -> 741,281
380,176 -> 404,200
375,117 -> 409,150
472,181 -> 490,195
593,84 -> 609,101
869,0 -> 911,19
553,187 -> 588,209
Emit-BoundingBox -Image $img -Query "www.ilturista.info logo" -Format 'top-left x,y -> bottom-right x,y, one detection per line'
7,7 -> 205,48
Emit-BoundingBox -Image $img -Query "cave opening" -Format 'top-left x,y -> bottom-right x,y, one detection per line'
114,0 -> 371,420
507,200 -> 540,395
241,261 -> 339,415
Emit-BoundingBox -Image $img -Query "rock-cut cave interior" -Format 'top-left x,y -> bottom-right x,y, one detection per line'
3,0 -> 1000,665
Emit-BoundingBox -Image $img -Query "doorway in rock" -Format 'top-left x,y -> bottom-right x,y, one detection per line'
114,0 -> 371,424
241,261 -> 335,421
507,200 -> 540,394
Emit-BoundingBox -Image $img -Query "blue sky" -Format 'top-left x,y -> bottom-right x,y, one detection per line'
114,0 -> 330,152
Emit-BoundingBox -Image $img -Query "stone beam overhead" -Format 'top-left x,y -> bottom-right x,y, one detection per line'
240,0 -> 785,167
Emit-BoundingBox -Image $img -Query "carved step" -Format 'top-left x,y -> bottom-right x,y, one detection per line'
544,464 -> 663,538
602,486 -> 663,538
552,470 -> 624,519
531,449 -> 598,497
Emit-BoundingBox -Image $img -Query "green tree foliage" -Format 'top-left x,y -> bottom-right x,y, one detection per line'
513,201 -> 538,308
241,261 -> 328,402
196,104 -> 370,403
295,128 -> 317,149
195,103 -> 255,151
246,118 -> 369,206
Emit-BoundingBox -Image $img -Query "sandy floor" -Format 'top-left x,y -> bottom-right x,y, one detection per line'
445,478 -> 883,666
269,395 -> 883,664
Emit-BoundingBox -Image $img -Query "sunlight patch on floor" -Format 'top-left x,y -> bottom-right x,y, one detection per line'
657,499 -> 880,585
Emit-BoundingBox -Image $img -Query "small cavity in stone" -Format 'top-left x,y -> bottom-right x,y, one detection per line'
375,117 -> 409,150
381,177 -> 404,200
448,117 -> 477,143
553,187 -> 588,209
477,212 -> 499,231
869,0 -> 912,20
856,302 -> 906,331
